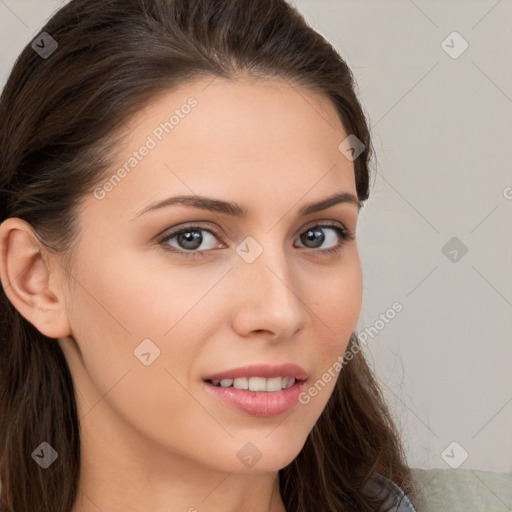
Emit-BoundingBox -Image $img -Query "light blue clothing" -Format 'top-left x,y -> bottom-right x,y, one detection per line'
364,472 -> 417,511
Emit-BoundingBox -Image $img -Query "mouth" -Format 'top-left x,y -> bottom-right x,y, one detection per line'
202,363 -> 308,391
204,376 -> 302,392
201,363 -> 308,417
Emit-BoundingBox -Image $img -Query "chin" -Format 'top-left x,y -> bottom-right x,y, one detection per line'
236,445 -> 304,474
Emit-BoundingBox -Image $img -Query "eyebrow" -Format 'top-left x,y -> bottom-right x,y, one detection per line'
131,191 -> 361,220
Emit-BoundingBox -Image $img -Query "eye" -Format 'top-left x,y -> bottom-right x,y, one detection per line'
158,225 -> 223,255
294,223 -> 354,254
157,222 -> 354,257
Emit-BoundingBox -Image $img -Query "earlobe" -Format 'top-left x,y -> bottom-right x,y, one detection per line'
0,217 -> 72,339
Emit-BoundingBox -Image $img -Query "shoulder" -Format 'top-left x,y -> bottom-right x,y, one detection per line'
363,472 -> 417,512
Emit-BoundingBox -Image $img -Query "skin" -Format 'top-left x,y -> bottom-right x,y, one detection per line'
0,75 -> 363,512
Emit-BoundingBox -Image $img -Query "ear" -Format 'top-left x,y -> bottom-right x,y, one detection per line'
0,217 -> 72,338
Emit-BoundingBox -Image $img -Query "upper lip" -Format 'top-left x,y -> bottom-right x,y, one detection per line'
203,363 -> 308,382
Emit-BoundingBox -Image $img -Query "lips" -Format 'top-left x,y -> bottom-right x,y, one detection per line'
202,363 -> 308,382
202,375 -> 307,417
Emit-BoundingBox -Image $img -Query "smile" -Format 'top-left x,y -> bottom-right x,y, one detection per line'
206,376 -> 297,391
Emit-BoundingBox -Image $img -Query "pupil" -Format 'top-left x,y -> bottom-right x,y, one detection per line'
303,228 -> 324,248
179,230 -> 202,250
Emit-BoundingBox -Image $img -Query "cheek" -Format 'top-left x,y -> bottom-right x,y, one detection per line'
64,252 -> 219,453
292,257 -> 361,412
308,256 -> 362,339
69,247 -> 196,337
65,249 -> 216,389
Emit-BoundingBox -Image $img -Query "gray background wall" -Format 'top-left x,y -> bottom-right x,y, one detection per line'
1,0 -> 510,473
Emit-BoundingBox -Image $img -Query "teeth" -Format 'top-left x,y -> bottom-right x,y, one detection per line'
266,377 -> 284,391
249,377 -> 267,391
209,376 -> 297,391
233,377 -> 249,389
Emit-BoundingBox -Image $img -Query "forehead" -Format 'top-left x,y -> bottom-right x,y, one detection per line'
86,76 -> 357,221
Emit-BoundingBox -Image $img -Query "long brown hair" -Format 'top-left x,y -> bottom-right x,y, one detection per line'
0,1 -> 416,510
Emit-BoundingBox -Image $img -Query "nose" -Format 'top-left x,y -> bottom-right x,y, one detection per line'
230,241 -> 308,340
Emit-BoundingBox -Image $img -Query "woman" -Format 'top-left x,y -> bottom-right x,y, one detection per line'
0,0 -> 418,510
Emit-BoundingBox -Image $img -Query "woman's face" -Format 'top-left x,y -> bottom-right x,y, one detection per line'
57,75 -> 363,475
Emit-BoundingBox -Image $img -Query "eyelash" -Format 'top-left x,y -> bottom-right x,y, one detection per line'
157,222 -> 355,259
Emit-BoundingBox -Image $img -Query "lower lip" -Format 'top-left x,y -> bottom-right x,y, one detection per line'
202,379 -> 307,417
